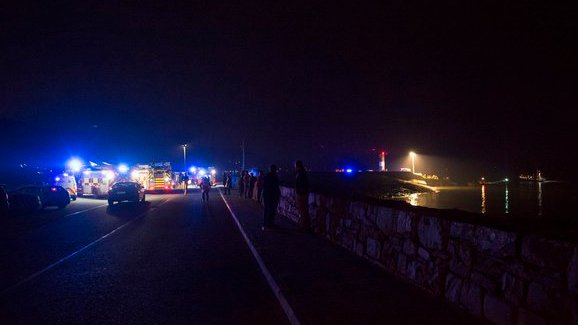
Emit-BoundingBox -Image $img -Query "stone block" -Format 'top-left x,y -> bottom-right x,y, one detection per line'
473,226 -> 516,257
418,247 -> 430,261
396,211 -> 412,234
406,259 -> 419,282
483,294 -> 515,325
366,237 -> 381,260
403,239 -> 417,256
527,281 -> 564,316
471,271 -> 498,294
521,236 -> 575,270
342,219 -> 352,228
349,201 -> 367,219
501,272 -> 525,305
445,273 -> 463,304
517,308 -> 546,325
418,216 -> 444,250
449,256 -> 470,278
375,207 -> 395,233
460,281 -> 483,317
569,246 -> 578,295
450,222 -> 475,240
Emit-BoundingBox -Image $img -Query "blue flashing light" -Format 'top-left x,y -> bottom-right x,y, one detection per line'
189,166 -> 197,173
118,164 -> 129,173
67,158 -> 83,173
55,177 -> 61,182
346,169 -> 353,173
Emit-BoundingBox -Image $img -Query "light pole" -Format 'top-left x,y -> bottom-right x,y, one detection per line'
182,144 -> 188,172
409,151 -> 416,174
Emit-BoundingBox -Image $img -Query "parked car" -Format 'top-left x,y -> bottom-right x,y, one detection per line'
15,185 -> 71,209
108,182 -> 146,206
7,192 -> 42,211
0,184 -> 9,211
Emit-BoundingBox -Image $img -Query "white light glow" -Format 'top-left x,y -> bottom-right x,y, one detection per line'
118,164 -> 129,173
67,158 -> 83,173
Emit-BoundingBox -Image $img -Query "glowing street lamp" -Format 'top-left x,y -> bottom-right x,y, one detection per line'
409,151 -> 416,174
182,144 -> 188,173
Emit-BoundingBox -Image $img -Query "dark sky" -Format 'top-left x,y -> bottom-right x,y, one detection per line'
1,1 -> 576,178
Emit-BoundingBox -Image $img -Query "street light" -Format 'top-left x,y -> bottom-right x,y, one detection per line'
409,151 -> 416,174
182,144 -> 188,173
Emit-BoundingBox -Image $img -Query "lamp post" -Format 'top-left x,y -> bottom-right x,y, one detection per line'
182,144 -> 188,172
409,151 -> 416,174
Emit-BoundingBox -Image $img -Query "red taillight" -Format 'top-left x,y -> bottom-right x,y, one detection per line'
165,186 -> 169,189
51,187 -> 57,192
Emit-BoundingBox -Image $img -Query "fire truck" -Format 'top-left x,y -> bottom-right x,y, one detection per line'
79,168 -> 117,197
150,162 -> 173,191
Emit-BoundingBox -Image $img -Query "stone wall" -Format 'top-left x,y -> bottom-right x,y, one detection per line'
276,186 -> 578,325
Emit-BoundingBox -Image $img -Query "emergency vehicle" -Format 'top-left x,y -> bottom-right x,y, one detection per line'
130,165 -> 153,190
80,168 -> 117,197
151,162 -> 173,191
54,173 -> 78,200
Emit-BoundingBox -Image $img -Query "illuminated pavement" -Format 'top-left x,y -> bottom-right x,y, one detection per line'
0,192 -> 475,324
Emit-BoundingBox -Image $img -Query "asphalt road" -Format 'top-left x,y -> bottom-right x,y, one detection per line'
0,192 -> 288,324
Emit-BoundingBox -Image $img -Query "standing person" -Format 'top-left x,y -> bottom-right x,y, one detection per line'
200,175 -> 211,201
262,164 -> 281,230
223,172 -> 232,195
256,169 -> 264,203
182,173 -> 189,195
295,160 -> 311,231
239,170 -> 246,197
243,170 -> 251,198
248,172 -> 256,199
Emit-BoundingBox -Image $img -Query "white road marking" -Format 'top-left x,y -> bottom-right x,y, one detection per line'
64,203 -> 108,217
0,198 -> 172,297
219,191 -> 301,325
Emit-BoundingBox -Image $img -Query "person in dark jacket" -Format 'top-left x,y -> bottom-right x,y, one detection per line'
262,164 -> 281,230
295,160 -> 311,231
223,172 -> 232,195
239,170 -> 246,197
248,172 -> 256,199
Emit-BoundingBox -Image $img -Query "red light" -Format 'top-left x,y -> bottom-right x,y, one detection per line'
51,187 -> 57,192
165,186 -> 169,189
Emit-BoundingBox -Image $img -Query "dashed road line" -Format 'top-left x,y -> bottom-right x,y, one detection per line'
0,198 -> 172,297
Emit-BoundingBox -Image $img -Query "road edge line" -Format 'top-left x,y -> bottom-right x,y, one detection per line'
219,191 -> 301,325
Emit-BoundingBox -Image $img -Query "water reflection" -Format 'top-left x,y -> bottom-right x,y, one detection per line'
408,193 -> 419,206
480,185 -> 487,214
537,181 -> 543,216
504,184 -> 509,214
403,181 -> 570,217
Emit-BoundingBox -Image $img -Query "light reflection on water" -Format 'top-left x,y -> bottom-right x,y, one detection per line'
403,182 -> 572,217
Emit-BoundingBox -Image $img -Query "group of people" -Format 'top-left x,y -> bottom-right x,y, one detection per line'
260,161 -> 310,232
238,170 -> 264,202
196,161 -> 311,232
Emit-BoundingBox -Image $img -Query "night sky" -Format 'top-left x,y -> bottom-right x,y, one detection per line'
1,1 -> 576,179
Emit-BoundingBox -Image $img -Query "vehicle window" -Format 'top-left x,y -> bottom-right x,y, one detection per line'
113,183 -> 134,189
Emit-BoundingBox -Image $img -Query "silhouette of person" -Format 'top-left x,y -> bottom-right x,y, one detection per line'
262,164 -> 281,230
